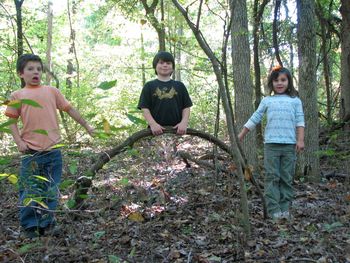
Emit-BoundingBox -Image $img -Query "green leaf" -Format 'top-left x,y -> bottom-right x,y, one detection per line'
21,99 -> 42,108
66,198 -> 76,209
33,175 -> 50,182
127,114 -> 147,125
78,194 -> 89,199
119,178 -> 129,186
0,173 -> 18,184
324,222 -> 343,232
52,144 -> 65,149
98,80 -> 117,90
23,197 -> 48,209
59,179 -> 75,190
94,231 -> 106,239
108,255 -> 121,263
69,162 -> 78,175
32,129 -> 49,136
18,241 -> 42,254
0,157 -> 11,165
0,128 -> 11,133
0,118 -> 17,129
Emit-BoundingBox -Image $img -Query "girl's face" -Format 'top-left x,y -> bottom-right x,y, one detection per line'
272,73 -> 289,94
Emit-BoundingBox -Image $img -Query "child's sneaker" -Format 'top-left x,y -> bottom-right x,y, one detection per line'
281,211 -> 291,220
272,211 -> 283,220
22,227 -> 41,239
40,224 -> 62,237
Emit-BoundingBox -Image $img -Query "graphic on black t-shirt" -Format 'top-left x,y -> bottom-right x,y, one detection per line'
153,87 -> 178,99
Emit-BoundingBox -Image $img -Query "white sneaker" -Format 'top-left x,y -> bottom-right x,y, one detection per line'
281,211 -> 291,220
272,211 -> 283,220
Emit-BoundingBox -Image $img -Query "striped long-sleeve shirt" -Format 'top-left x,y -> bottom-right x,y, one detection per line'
244,94 -> 305,144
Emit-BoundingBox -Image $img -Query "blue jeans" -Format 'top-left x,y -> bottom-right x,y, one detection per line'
264,144 -> 296,217
19,149 -> 62,229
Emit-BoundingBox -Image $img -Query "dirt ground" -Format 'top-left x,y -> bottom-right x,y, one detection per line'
0,133 -> 349,263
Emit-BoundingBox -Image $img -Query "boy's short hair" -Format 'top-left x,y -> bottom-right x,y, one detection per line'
152,51 -> 175,75
16,54 -> 43,73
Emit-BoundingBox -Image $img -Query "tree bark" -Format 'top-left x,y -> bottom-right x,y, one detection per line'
171,0 -> 251,236
231,0 -> 258,168
46,0 -> 53,85
141,0 -> 166,51
14,0 -> 24,87
316,4 -> 332,124
273,0 -> 283,66
252,0 -> 269,148
340,0 -> 350,125
297,0 -> 320,181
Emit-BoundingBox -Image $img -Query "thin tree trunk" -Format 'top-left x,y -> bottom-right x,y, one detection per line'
340,0 -> 350,125
46,0 -> 53,85
231,0 -> 258,168
141,0 -> 166,51
273,0 -> 283,66
14,0 -> 24,87
318,10 -> 332,124
171,0 -> 251,236
252,0 -> 269,148
297,0 -> 320,181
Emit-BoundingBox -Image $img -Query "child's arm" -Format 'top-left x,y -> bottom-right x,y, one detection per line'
66,108 -> 95,136
173,107 -> 190,135
9,121 -> 29,153
141,108 -> 165,135
296,126 -> 305,152
238,127 -> 250,142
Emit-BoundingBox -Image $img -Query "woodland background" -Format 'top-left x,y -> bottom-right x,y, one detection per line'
0,0 -> 349,262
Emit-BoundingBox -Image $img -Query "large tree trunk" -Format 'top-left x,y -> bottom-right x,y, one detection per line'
340,0 -> 350,125
297,0 -> 320,181
231,0 -> 258,168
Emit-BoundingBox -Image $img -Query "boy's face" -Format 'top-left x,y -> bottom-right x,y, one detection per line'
156,59 -> 173,77
19,61 -> 42,86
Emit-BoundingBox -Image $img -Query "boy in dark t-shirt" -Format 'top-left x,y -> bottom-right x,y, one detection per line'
138,51 -> 192,135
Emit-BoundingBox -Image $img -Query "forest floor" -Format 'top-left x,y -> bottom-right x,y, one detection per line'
0,131 -> 349,263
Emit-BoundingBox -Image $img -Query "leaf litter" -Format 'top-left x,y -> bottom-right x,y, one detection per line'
0,135 -> 349,262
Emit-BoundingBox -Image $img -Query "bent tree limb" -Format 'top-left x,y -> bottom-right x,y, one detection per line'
74,127 -> 231,207
74,128 -> 266,219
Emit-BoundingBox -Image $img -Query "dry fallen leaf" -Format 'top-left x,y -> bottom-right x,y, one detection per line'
128,212 -> 145,222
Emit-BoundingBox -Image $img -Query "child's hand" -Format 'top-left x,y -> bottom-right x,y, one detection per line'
17,140 -> 29,153
150,123 -> 165,136
238,132 -> 244,142
173,121 -> 187,135
296,140 -> 304,153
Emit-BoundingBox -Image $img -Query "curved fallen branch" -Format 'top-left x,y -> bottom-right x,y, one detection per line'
74,127 -> 266,217
88,127 -> 232,176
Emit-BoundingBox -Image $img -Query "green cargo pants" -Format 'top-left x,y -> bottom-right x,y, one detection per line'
264,143 -> 296,217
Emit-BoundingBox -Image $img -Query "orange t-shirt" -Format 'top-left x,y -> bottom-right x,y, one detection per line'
5,85 -> 72,151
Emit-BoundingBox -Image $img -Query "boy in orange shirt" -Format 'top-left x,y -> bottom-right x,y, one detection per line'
5,54 -> 94,238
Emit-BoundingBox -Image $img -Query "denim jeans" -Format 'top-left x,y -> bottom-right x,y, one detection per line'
264,143 -> 296,217
19,149 -> 62,229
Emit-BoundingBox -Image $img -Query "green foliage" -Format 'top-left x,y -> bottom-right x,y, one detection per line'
98,80 -> 117,90
18,241 -> 43,254
59,179 -> 75,190
0,173 -> 18,184
323,222 -> 343,233
108,255 -> 122,263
